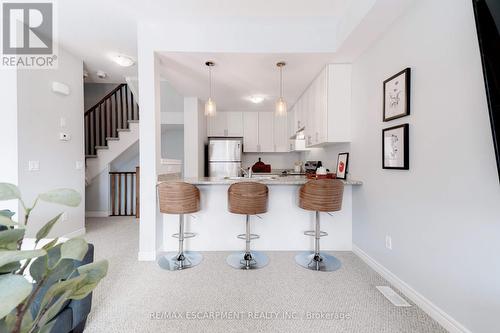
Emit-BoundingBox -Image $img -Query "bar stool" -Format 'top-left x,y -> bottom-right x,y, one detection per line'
226,182 -> 269,270
157,182 -> 202,271
295,179 -> 344,272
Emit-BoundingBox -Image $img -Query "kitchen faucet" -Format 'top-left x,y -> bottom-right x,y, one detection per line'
240,167 -> 252,178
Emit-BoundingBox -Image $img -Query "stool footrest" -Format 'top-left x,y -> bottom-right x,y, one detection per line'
237,233 -> 260,240
172,232 -> 197,239
304,230 -> 328,237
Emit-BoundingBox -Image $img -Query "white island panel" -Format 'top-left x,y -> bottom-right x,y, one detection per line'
161,183 -> 353,252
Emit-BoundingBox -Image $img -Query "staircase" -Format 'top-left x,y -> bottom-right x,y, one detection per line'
85,83 -> 139,181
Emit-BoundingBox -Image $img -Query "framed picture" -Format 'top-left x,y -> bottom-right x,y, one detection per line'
383,68 -> 411,121
336,153 -> 349,179
382,124 -> 409,170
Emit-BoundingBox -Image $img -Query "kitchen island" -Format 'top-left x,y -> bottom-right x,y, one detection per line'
158,175 -> 362,252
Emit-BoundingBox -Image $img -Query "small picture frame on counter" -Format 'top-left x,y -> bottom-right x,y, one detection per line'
382,124 -> 409,170
336,153 -> 349,179
383,68 -> 411,121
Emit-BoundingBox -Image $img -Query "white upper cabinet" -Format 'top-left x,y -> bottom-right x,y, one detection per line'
243,112 -> 259,152
207,112 -> 243,137
258,112 -> 274,152
226,112 -> 243,136
273,113 -> 289,152
290,64 -> 351,147
207,112 -> 227,137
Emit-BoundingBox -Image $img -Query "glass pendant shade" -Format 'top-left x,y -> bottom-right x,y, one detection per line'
275,62 -> 287,116
275,97 -> 287,116
205,61 -> 216,117
205,97 -> 216,117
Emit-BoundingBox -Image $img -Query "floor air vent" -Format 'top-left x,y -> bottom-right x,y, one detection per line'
376,286 -> 411,307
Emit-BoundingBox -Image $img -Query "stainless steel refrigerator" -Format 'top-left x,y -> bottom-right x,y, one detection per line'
208,137 -> 242,177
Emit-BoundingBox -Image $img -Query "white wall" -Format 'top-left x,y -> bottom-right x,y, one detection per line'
183,97 -> 206,178
0,70 -> 19,216
301,143 -> 352,175
350,0 -> 500,332
161,124 -> 184,161
83,83 -> 119,110
17,47 -> 85,237
242,152 -> 301,170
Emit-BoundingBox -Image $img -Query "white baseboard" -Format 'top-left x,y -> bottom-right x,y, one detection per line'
85,211 -> 109,218
352,244 -> 471,333
62,227 -> 86,239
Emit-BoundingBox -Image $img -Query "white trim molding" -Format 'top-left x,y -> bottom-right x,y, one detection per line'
85,211 -> 109,218
352,245 -> 472,333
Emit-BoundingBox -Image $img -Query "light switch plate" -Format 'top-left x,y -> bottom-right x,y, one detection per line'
28,160 -> 40,171
75,161 -> 83,170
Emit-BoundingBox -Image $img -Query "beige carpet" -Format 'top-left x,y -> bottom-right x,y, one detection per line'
83,217 -> 446,333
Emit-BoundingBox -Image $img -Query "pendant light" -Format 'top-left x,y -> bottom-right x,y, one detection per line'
205,61 -> 216,117
275,62 -> 287,116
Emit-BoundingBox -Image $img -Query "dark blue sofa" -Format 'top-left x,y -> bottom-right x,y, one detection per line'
32,244 -> 94,333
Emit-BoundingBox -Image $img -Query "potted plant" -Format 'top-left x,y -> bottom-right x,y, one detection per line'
0,183 -> 108,333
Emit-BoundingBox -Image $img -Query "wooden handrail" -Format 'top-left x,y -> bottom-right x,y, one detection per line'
84,83 -> 127,115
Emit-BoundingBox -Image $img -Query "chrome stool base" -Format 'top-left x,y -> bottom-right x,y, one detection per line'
226,251 -> 269,270
295,251 -> 341,272
158,251 -> 203,271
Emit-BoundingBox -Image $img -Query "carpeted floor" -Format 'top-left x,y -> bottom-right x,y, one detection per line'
83,217 -> 446,333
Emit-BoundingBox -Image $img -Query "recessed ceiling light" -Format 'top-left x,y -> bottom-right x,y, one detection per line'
248,95 -> 265,104
111,54 -> 135,67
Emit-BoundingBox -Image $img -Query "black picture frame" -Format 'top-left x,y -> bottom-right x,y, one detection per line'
336,152 -> 349,179
383,68 -> 411,122
382,124 -> 409,170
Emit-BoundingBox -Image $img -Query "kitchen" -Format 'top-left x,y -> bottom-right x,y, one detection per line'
157,53 -> 362,266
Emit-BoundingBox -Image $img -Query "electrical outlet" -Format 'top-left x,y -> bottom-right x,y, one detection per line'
75,161 -> 83,170
60,117 -> 67,128
385,235 -> 392,250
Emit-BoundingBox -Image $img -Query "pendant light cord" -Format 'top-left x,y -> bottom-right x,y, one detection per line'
280,65 -> 283,98
209,65 -> 213,98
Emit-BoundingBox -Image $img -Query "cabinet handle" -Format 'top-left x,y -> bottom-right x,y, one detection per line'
224,129 -> 228,136
315,132 -> 319,142
290,143 -> 293,150
274,144 -> 276,152
297,120 -> 301,129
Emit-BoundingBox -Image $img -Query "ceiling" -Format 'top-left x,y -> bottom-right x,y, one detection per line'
58,0 -> 350,83
158,52 -> 336,112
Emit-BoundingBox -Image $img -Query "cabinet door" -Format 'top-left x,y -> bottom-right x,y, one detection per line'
258,112 -> 274,152
207,112 -> 227,137
316,68 -> 328,143
243,112 -> 259,152
226,112 -> 243,137
274,113 -> 289,152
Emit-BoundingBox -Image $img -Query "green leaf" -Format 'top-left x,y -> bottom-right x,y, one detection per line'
46,259 -> 75,285
0,249 -> 46,267
38,189 -> 81,207
0,183 -> 20,201
36,276 -> 84,325
42,238 -> 59,250
38,320 -> 56,333
0,229 -> 25,250
29,254 -> 48,283
35,213 -> 62,242
0,274 -> 32,319
60,238 -> 88,261
0,210 -> 15,218
0,261 -> 21,274
71,260 -> 109,299
0,215 -> 20,228
38,289 -> 73,327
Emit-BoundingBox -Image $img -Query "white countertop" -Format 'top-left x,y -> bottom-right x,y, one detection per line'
157,174 -> 362,186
